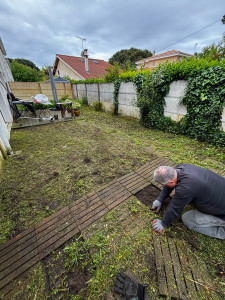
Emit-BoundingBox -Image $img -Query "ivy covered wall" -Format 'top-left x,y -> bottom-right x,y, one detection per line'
72,56 -> 225,147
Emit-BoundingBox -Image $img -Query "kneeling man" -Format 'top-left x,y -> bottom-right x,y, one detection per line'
151,164 -> 225,239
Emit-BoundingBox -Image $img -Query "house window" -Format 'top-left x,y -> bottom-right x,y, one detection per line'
152,61 -> 155,66
58,70 -> 60,75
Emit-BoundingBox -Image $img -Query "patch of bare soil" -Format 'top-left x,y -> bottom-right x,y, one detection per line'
135,183 -> 171,210
42,235 -> 91,299
135,184 -> 200,251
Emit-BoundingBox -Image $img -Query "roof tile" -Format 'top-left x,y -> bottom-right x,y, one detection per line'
55,54 -> 110,79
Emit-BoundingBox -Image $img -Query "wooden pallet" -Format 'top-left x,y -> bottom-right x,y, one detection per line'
153,235 -> 219,299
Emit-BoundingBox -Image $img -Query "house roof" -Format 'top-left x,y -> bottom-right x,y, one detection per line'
53,54 -> 110,79
136,50 -> 193,64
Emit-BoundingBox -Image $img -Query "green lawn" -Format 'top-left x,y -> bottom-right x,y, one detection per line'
1,106 -> 225,299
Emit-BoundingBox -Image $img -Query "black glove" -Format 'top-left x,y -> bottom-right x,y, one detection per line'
114,271 -> 146,300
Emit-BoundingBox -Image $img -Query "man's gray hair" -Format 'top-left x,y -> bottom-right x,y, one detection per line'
153,166 -> 175,185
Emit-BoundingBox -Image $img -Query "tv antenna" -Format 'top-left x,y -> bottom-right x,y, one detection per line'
75,36 -> 86,50
194,43 -> 198,54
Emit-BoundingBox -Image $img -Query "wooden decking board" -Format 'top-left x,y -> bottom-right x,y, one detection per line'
107,193 -> 132,211
75,203 -> 108,226
37,215 -> 76,251
100,187 -> 132,206
70,195 -> 97,212
0,227 -> 35,255
0,248 -> 39,286
72,199 -> 106,221
124,178 -> 149,193
98,185 -> 126,201
185,248 -> 208,297
119,173 -> 143,186
130,181 -> 151,195
97,181 -> 121,197
38,225 -> 80,261
0,231 -> 36,263
35,207 -> 70,234
79,207 -> 109,231
35,209 -> 72,238
117,171 -> 137,183
152,235 -> 168,296
168,239 -> 187,300
0,237 -> 38,274
69,195 -> 90,209
69,195 -> 102,216
35,206 -> 69,229
135,158 -> 164,175
122,174 -> 147,189
137,157 -> 171,178
160,237 -> 179,299
174,240 -> 199,299
95,179 -> 118,194
0,254 -> 40,293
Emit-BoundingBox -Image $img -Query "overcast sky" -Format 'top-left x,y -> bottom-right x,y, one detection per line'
1,0 -> 225,69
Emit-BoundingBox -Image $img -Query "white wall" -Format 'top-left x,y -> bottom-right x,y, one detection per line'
73,80 -> 225,131
0,38 -> 14,162
164,80 -> 187,121
118,82 -> 139,118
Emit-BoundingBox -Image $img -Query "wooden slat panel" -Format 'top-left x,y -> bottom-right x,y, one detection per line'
152,235 -> 168,296
0,250 -> 39,289
37,214 -> 76,250
69,195 -> 90,209
108,194 -> 132,211
0,227 -> 35,255
35,206 -> 69,231
38,225 -> 80,260
160,236 -> 179,299
168,238 -> 188,300
0,232 -> 36,264
79,207 -> 109,231
176,240 -> 198,299
0,237 -> 38,273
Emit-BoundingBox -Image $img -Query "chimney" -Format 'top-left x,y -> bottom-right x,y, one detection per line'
81,49 -> 89,73
153,50 -> 156,56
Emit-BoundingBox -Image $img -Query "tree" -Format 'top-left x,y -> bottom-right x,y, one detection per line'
8,58 -> 40,71
222,15 -> 225,24
108,47 -> 152,70
197,16 -> 225,61
10,61 -> 43,82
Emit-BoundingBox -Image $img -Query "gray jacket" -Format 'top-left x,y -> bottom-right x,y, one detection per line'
157,164 -> 225,227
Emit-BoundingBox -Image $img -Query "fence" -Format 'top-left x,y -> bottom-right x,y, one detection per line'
8,82 -> 74,100
73,80 -> 225,132
8,80 -> 225,132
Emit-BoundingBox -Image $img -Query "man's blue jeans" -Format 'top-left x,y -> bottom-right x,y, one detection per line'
182,209 -> 225,239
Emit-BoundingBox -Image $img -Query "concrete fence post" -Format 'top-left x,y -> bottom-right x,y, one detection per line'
85,84 -> 88,103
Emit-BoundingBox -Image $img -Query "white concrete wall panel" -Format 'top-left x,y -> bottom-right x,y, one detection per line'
164,80 -> 187,121
99,83 -> 114,103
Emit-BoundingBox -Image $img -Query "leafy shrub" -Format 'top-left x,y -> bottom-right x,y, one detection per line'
92,100 -> 103,111
61,94 -> 69,101
81,96 -> 88,106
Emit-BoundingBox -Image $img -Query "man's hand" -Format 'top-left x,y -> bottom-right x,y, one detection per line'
152,199 -> 162,212
151,219 -> 165,233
